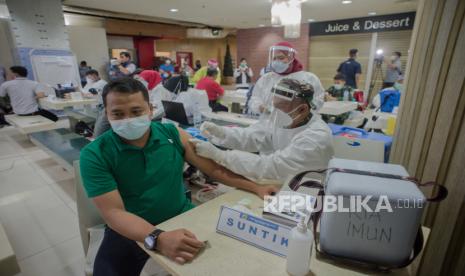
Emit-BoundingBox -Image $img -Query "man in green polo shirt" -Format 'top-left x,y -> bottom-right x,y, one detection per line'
80,78 -> 278,276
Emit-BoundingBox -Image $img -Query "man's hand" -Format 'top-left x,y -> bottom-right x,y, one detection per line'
157,229 -> 204,264
254,184 -> 280,199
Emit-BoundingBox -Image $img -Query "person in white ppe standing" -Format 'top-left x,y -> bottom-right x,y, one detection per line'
191,77 -> 334,183
249,41 -> 324,115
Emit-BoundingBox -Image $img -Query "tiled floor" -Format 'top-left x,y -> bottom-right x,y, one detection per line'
0,126 -> 84,276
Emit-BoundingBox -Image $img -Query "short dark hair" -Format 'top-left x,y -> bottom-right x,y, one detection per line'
102,78 -> 149,107
394,51 -> 401,57
80,61 -> 87,66
207,68 -> 218,77
10,66 -> 28,77
120,51 -> 131,59
349,49 -> 358,57
334,73 -> 346,81
240,58 -> 246,62
85,69 -> 99,76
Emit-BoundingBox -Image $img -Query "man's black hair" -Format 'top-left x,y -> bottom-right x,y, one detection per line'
85,69 -> 99,76
240,58 -> 246,62
349,49 -> 358,57
334,73 -> 346,81
102,78 -> 149,107
80,61 -> 87,66
394,51 -> 401,57
10,66 -> 27,77
120,51 -> 131,59
207,68 -> 218,77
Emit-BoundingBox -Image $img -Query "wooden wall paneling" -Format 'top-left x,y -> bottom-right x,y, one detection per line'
105,18 -> 186,39
390,0 -> 440,169
308,33 -> 371,89
413,0 -> 460,183
404,0 -> 445,176
419,103 -> 465,276
390,0 -> 426,165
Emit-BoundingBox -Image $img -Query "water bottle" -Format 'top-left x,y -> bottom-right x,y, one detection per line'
286,215 -> 313,276
343,89 -> 349,101
193,101 -> 202,128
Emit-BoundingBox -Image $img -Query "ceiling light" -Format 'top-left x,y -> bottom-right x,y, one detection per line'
308,18 -> 315,22
368,12 -> 377,16
342,0 -> 352,4
271,0 -> 302,38
169,8 -> 178,12
259,24 -> 266,27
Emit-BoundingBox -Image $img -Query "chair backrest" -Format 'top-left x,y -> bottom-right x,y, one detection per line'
332,136 -> 385,163
74,161 -> 104,254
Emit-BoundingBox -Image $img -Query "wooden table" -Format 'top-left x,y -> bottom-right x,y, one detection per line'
202,111 -> 258,127
139,189 -> 429,276
319,101 -> 359,116
39,97 -> 97,110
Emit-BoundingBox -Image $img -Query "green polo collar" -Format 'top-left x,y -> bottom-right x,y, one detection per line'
109,123 -> 162,152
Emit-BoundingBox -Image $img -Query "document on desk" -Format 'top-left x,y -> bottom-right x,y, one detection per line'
216,206 -> 291,257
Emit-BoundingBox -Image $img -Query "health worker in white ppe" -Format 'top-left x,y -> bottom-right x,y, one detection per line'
191,78 -> 334,183
249,41 -> 325,115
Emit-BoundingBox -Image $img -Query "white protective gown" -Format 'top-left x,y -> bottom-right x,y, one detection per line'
211,114 -> 334,183
150,84 -> 175,118
249,71 -> 325,114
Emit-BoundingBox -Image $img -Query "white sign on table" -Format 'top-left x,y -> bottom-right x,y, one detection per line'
216,206 -> 291,257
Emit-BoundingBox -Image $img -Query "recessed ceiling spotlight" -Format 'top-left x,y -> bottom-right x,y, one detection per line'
368,12 -> 377,16
169,8 -> 179,12
342,0 -> 352,4
308,18 -> 316,22
259,24 -> 266,27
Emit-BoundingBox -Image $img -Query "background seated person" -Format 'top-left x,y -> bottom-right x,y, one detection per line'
83,69 -> 108,136
323,73 -> 354,124
82,69 -> 107,99
0,66 -> 57,121
159,58 -> 175,80
195,68 -> 228,112
80,78 -> 278,275
108,51 -> 137,81
192,59 -> 221,85
325,73 -> 354,101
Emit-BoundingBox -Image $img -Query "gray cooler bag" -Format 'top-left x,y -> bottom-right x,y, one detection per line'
287,158 -> 447,270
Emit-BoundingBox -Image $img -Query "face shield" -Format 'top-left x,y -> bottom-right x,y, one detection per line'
269,79 -> 314,129
268,46 -> 296,73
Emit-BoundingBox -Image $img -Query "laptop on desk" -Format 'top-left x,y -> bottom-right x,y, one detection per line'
162,101 -> 193,126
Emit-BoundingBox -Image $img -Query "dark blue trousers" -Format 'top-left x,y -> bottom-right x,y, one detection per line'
93,227 -> 149,276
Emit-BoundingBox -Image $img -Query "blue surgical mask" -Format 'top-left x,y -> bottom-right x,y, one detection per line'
109,115 -> 151,140
271,60 -> 290,74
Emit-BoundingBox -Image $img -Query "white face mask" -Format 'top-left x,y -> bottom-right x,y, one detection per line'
109,114 -> 151,140
86,77 -> 94,84
270,105 -> 302,128
166,60 -> 171,65
334,84 -> 343,90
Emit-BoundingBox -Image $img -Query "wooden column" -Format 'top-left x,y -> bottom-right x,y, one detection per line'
390,0 -> 465,275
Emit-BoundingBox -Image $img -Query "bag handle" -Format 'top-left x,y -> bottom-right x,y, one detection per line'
287,167 -> 448,271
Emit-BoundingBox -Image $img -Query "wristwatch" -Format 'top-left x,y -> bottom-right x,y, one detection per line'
144,229 -> 165,251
